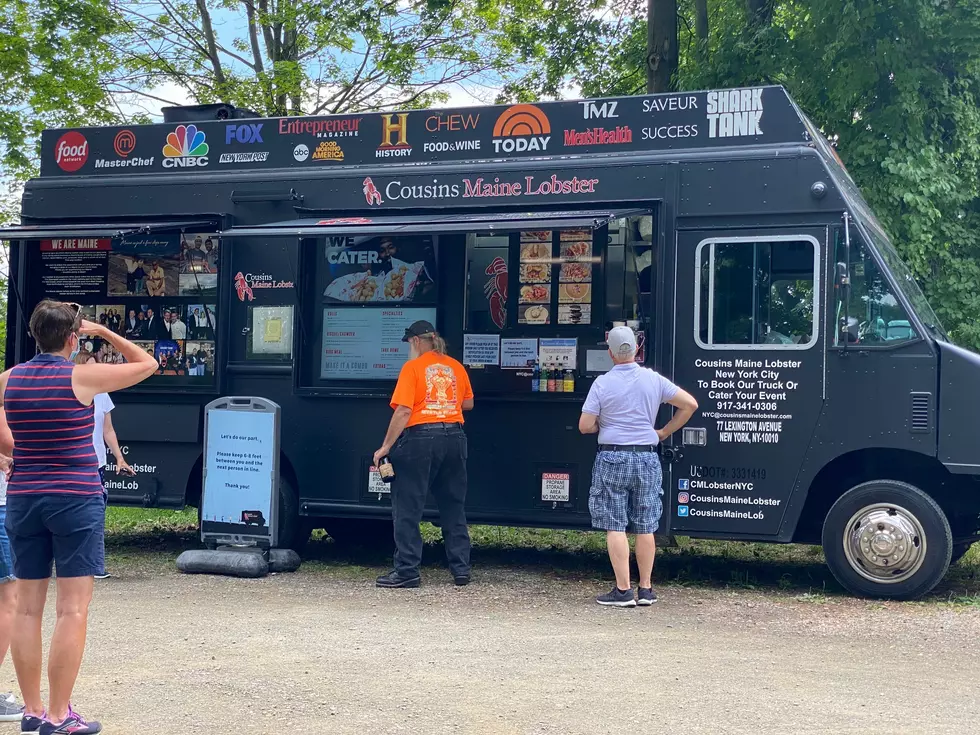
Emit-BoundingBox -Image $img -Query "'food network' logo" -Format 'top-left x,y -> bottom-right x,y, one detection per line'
162,125 -> 210,168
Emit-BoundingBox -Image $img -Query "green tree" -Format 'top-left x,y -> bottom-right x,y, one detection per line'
0,0 -> 119,179
110,0 -> 537,116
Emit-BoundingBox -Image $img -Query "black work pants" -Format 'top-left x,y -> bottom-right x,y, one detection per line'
389,423 -> 470,578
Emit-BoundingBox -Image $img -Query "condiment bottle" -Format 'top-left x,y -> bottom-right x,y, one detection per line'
531,361 -> 540,392
563,368 -> 574,392
378,457 -> 395,483
546,364 -> 556,392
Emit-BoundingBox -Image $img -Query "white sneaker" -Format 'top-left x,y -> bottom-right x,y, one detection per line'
0,693 -> 23,722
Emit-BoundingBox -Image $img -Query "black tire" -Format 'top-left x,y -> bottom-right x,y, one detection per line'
822,480 -> 952,600
276,473 -> 311,554
950,542 -> 975,566
323,517 -> 394,550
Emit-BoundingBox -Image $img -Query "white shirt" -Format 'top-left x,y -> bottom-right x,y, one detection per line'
92,393 -> 115,467
582,363 -> 679,445
170,319 -> 187,339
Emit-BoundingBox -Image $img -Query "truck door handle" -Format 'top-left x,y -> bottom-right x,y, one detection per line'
661,446 -> 683,463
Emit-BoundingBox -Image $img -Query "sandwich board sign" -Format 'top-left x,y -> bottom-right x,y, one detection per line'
201,396 -> 280,548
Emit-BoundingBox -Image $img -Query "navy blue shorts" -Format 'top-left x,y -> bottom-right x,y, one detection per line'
4,494 -> 106,579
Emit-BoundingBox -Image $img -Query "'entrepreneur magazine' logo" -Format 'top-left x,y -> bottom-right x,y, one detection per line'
163,125 -> 210,168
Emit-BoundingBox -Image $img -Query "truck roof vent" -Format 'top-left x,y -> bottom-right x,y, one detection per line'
162,103 -> 260,123
910,392 -> 932,434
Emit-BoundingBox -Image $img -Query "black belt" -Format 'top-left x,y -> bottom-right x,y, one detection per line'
598,444 -> 655,453
405,422 -> 464,434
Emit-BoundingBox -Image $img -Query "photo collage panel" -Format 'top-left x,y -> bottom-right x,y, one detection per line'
39,233 -> 219,384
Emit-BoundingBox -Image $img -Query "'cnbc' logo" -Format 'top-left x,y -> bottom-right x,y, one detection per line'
162,125 -> 210,169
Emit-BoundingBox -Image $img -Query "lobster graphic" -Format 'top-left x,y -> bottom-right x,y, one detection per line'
363,177 -> 383,206
234,271 -> 254,302
484,256 -> 508,329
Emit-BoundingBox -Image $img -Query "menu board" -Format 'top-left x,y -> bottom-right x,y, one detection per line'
518,231 -> 553,325
35,234 -> 220,386
320,306 -> 437,380
516,228 -> 594,326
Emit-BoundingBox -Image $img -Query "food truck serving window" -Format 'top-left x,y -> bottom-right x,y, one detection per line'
696,236 -> 819,350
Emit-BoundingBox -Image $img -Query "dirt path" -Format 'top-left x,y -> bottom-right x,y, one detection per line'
3,565 -> 978,734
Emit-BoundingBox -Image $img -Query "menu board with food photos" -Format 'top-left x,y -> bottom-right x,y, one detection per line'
516,228 -> 594,326
518,230 -> 553,325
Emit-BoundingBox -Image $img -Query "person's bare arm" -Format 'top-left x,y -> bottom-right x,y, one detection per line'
462,398 -> 474,411
373,405 -> 412,467
0,404 -> 13,456
656,389 -> 699,442
578,412 -> 599,434
72,320 -> 159,404
103,412 -> 134,475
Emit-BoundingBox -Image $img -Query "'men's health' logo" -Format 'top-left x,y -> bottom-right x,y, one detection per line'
163,125 -> 210,168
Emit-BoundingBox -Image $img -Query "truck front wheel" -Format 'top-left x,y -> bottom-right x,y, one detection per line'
822,480 -> 952,600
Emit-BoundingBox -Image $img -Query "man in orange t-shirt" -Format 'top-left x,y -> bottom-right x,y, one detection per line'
373,320 -> 474,589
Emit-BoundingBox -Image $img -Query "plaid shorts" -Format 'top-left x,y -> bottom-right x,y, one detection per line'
588,451 -> 664,534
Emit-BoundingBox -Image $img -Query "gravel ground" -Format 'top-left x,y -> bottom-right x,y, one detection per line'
2,563 -> 979,734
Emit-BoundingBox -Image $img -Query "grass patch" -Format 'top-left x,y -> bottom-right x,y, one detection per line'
103,508 -> 980,602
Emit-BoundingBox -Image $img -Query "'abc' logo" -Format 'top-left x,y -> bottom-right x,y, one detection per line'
225,123 -> 264,144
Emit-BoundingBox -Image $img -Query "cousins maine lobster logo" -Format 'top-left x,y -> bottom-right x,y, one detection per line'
484,257 -> 508,329
234,272 -> 254,302
363,177 -> 383,206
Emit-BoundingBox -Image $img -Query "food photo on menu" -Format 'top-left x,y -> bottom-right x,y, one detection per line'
519,241 -> 551,262
519,263 -> 551,283
519,283 -> 550,304
559,283 -> 591,303
559,262 -> 592,283
322,234 -> 436,304
519,304 -> 550,325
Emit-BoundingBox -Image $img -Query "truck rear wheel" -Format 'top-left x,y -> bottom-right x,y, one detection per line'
822,480 -> 952,600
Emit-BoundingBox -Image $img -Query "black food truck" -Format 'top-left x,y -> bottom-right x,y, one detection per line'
4,86 -> 980,600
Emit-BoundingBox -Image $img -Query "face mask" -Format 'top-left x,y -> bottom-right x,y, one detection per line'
68,334 -> 80,362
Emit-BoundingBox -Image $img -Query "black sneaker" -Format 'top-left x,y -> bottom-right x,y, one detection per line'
637,587 -> 658,606
20,711 -> 45,734
453,575 -> 470,586
596,587 -> 636,608
376,570 -> 421,588
40,706 -> 101,734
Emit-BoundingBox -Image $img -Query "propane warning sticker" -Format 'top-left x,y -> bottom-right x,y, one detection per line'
541,472 -> 570,502
368,467 -> 391,495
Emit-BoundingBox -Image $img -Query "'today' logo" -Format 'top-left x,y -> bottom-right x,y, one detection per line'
225,123 -> 264,144
162,124 -> 210,168
55,132 -> 89,172
491,104 -> 551,154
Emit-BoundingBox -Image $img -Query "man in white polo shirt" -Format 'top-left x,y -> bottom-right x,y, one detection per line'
579,326 -> 698,607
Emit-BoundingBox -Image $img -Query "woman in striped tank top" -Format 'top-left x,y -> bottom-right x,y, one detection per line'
0,300 -> 157,735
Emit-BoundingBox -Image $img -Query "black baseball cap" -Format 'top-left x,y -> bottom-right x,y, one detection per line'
401,320 -> 436,342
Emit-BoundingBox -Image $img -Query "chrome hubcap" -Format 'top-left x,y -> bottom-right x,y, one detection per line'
843,503 -> 926,584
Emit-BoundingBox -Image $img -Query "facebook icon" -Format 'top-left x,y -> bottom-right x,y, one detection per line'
677,505 -> 689,517
678,479 -> 690,491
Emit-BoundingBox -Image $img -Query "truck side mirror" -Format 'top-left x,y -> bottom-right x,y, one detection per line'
835,262 -> 852,346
